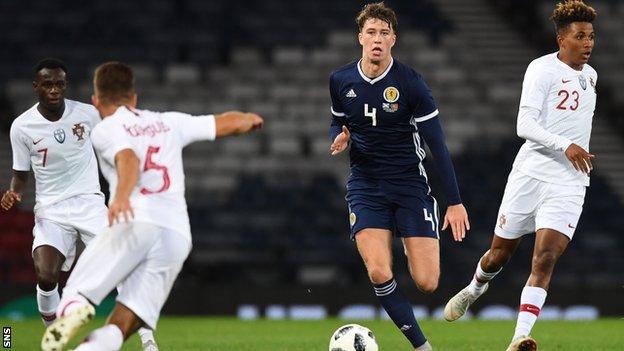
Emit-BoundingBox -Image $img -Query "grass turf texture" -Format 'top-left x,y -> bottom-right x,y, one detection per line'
1,317 -> 622,350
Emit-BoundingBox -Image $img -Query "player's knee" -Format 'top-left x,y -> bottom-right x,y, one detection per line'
367,266 -> 393,285
35,267 -> 60,289
531,250 -> 559,273
415,277 -> 438,294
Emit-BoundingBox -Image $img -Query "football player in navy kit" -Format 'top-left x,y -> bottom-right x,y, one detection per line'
329,3 -> 469,350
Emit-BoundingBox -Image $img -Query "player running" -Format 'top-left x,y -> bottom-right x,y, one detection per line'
2,58 -> 160,351
2,58 -> 105,326
443,2 -> 597,350
329,3 -> 469,350
41,61 -> 263,351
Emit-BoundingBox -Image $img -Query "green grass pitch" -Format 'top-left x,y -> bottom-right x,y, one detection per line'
2,317 -> 622,350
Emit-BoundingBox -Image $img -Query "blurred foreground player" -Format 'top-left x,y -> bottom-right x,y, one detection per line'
41,61 -> 263,351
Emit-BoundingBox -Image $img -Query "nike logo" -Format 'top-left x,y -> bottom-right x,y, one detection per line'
562,79 -> 572,83
33,138 -> 44,145
568,223 -> 576,229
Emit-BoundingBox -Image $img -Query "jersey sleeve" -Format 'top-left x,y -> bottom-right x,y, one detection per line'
91,122 -> 138,164
408,73 -> 439,122
164,112 -> 216,146
329,73 -> 345,117
519,62 -> 551,111
10,121 -> 31,171
329,73 -> 347,141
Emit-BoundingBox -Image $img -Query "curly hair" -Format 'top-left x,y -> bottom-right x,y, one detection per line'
356,2 -> 398,34
550,0 -> 596,34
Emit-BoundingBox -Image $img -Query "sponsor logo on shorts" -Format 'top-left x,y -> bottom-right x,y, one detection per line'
567,223 -> 576,229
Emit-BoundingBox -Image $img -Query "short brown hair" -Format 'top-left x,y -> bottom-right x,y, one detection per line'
356,2 -> 398,34
93,61 -> 135,104
550,0 -> 596,34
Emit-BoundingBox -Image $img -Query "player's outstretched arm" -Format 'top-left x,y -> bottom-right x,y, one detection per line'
214,111 -> 263,138
1,171 -> 28,211
108,149 -> 139,226
330,126 -> 350,156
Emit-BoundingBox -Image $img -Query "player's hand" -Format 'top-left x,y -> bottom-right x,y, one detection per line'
241,113 -> 264,133
107,196 -> 134,226
330,126 -> 350,156
565,143 -> 595,174
1,190 -> 22,211
442,203 -> 470,242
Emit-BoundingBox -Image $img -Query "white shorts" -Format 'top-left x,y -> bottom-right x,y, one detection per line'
61,221 -> 191,329
494,170 -> 586,240
33,194 -> 107,271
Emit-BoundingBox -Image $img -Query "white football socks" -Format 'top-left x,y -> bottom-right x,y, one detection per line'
468,253 -> 502,295
513,286 -> 547,340
37,284 -> 59,326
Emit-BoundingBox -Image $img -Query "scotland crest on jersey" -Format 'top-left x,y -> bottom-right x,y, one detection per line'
383,86 -> 399,102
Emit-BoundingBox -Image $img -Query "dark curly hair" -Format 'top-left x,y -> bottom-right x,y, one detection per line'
550,1 -> 596,34
356,2 -> 398,34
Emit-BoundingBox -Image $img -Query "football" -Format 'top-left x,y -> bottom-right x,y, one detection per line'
329,324 -> 379,351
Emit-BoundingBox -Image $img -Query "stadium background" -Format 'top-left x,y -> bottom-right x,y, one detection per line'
0,0 -> 623,324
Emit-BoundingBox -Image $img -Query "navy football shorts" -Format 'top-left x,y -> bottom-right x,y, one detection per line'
345,176 -> 440,240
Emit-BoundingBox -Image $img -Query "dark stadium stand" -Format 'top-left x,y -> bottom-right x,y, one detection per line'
1,0 -> 622,314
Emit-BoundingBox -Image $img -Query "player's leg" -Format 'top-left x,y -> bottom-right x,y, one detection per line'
42,222 -> 157,351
445,170 -> 540,322
32,214 -> 78,327
473,235 -> 522,293
74,226 -> 191,350
506,183 -> 583,350
510,228 -> 569,345
402,237 -> 439,294
33,245 -> 64,326
71,194 -> 159,350
71,303 -> 142,351
356,229 -> 429,350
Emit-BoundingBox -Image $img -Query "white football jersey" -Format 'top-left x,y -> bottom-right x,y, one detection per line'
91,106 -> 216,239
513,52 -> 597,186
10,99 -> 103,210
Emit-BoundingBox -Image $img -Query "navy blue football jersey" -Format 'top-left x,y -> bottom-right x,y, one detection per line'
330,58 -> 439,179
